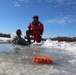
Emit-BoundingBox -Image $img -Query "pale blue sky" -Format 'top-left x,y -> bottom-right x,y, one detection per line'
0,0 -> 76,38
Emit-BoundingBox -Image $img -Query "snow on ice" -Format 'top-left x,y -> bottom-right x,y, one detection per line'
41,39 -> 76,55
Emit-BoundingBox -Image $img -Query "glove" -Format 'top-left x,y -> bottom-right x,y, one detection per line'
38,35 -> 42,39
40,30 -> 43,35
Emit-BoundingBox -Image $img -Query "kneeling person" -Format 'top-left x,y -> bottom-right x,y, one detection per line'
26,15 -> 44,44
12,29 -> 28,45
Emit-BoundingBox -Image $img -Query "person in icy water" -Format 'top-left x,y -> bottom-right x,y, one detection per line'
12,29 -> 28,45
26,15 -> 44,44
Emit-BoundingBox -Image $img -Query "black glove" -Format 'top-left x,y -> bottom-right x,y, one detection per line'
40,30 -> 43,35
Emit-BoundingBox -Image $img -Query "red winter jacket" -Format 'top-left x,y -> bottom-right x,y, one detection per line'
28,21 -> 44,35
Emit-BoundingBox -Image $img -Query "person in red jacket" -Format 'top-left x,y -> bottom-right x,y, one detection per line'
26,15 -> 44,44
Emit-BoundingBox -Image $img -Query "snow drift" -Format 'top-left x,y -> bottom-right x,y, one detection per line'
42,39 -> 76,55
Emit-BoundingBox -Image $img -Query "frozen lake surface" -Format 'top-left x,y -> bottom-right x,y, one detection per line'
0,43 -> 76,75
0,38 -> 76,75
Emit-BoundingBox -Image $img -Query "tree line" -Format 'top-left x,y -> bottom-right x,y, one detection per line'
25,36 -> 76,42
0,33 -> 76,42
0,33 -> 11,38
51,36 -> 76,42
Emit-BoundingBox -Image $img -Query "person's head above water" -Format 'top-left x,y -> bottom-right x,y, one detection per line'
33,15 -> 39,23
16,29 -> 22,36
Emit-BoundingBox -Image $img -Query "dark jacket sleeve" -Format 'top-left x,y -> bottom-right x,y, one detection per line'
18,37 -> 28,45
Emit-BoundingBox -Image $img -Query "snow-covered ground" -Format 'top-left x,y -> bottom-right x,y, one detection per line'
0,37 -> 11,43
0,38 -> 76,75
41,39 -> 76,55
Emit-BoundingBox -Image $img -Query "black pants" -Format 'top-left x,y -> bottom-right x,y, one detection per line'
26,30 -> 34,44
